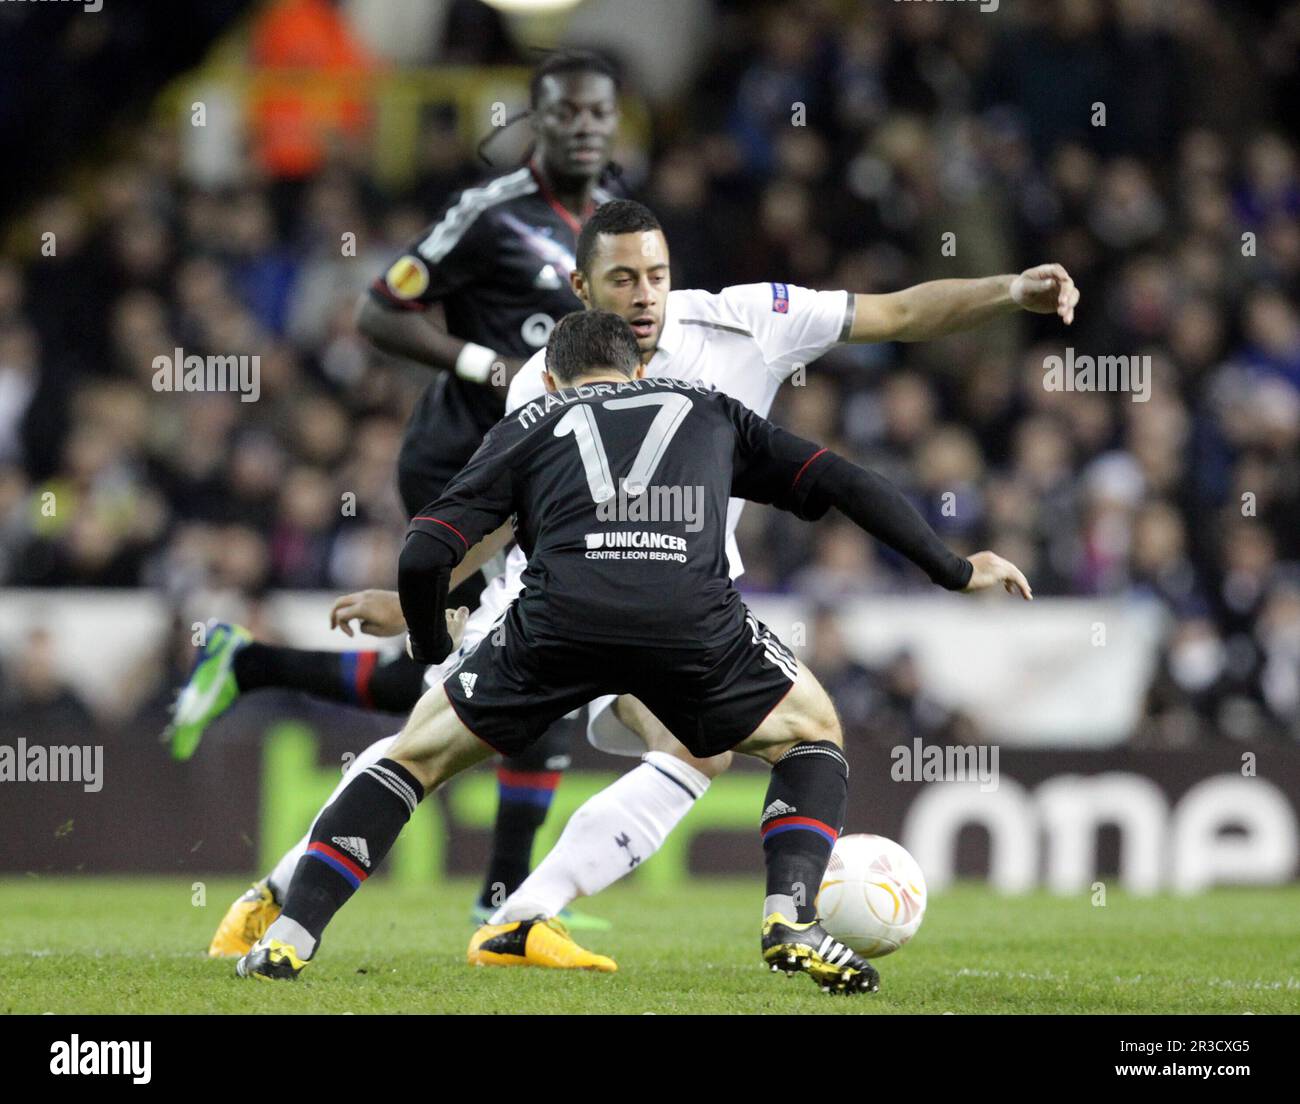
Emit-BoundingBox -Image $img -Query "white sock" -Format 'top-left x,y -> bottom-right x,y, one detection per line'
491,751 -> 710,923
763,894 -> 798,922
266,733 -> 399,902
262,915 -> 318,959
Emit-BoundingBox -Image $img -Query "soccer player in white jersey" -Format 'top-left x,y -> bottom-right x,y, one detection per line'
250,199 -> 1078,971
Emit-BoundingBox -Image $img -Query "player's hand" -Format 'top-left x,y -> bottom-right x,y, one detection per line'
445,606 -> 470,649
1010,263 -> 1078,325
961,551 -> 1033,600
330,589 -> 407,637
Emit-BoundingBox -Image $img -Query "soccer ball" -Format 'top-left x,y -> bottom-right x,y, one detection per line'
817,834 -> 927,957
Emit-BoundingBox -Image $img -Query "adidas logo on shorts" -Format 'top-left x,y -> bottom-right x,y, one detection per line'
761,799 -> 796,824
460,672 -> 478,698
332,836 -> 371,867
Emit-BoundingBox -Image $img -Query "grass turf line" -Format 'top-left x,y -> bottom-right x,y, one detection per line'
1,878 -> 1297,1014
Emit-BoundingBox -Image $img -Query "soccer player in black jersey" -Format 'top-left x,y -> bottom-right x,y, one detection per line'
238,310 -> 1031,993
189,50 -> 621,956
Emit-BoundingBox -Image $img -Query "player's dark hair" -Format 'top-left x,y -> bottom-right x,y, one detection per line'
545,310 -> 640,384
575,199 -> 662,274
529,49 -> 620,107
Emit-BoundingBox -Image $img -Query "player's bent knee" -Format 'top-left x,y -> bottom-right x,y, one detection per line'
792,669 -> 843,748
790,697 -> 842,748
801,712 -> 842,748
617,695 -> 673,749
664,742 -> 732,778
697,749 -> 733,777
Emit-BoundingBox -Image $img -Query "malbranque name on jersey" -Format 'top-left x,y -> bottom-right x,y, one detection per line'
513,376 -> 714,430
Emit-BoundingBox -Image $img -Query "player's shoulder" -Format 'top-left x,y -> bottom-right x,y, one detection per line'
416,166 -> 538,259
439,165 -> 538,215
667,283 -> 793,328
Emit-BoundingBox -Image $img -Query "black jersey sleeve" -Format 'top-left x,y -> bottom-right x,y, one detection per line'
724,394 -> 972,590
406,418 -> 518,558
400,419 -> 520,662
807,456 -> 973,590
398,531 -> 458,664
726,394 -> 837,520
369,199 -> 494,312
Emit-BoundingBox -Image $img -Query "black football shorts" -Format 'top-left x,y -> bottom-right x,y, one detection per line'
441,604 -> 800,759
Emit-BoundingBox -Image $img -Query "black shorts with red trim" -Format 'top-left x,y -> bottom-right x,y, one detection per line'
442,604 -> 800,760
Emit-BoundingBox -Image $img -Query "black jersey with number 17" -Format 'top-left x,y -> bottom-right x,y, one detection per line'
407,377 -> 834,648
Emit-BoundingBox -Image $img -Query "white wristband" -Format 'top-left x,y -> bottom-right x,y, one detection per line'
454,342 -> 497,384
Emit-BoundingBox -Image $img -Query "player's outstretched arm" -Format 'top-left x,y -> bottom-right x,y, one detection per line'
801,454 -> 1030,600
846,263 -> 1079,343
728,396 -> 1033,598
804,454 -> 971,589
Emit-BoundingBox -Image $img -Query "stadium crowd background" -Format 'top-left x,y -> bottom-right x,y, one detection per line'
1,0 -> 1298,748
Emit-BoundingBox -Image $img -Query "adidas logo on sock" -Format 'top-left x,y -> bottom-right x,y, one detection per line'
460,672 -> 478,698
332,836 -> 371,867
761,799 -> 796,824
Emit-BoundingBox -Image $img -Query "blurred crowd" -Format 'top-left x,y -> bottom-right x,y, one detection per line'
2,0 -> 1299,744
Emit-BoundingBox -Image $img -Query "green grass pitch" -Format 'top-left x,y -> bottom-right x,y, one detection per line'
2,878 -> 1297,1014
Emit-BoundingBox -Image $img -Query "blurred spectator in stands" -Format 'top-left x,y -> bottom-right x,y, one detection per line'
0,627 -> 95,730
807,606 -> 876,738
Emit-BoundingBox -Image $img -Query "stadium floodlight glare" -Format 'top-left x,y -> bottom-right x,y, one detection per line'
480,0 -> 585,13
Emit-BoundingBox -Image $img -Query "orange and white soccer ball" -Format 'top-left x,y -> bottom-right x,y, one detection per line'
817,834 -> 927,957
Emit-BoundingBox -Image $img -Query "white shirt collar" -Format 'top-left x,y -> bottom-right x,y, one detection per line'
648,294 -> 682,366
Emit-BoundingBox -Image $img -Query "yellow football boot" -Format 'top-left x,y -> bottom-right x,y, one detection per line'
468,916 -> 617,972
208,880 -> 281,958
761,912 -> 880,994
236,937 -> 309,981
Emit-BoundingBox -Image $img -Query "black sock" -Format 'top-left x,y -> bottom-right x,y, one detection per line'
363,652 -> 429,712
759,741 -> 849,923
233,644 -> 424,713
476,765 -> 559,909
475,722 -> 572,909
282,758 -> 423,947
